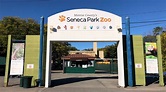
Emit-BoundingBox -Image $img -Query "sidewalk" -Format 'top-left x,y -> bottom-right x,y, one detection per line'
0,72 -> 166,92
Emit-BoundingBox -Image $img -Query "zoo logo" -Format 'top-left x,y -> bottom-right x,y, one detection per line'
59,15 -> 66,22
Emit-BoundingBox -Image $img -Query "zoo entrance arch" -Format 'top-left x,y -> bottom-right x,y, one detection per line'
45,9 -> 125,87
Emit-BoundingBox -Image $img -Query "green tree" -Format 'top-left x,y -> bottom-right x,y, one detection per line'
143,35 -> 156,42
98,43 -> 117,58
52,42 -> 78,69
0,17 -> 78,56
161,32 -> 166,58
0,35 -> 8,56
0,16 -> 79,70
143,26 -> 163,42
0,17 -> 40,36
153,27 -> 163,36
161,32 -> 166,72
82,48 -> 93,51
103,43 -> 117,58
0,17 -> 40,56
52,42 -> 78,60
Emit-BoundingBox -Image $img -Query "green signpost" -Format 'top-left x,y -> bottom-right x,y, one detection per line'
4,35 -> 11,87
156,35 -> 164,86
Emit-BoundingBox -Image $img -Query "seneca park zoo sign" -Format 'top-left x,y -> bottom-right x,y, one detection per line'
47,9 -> 122,41
46,9 -> 124,87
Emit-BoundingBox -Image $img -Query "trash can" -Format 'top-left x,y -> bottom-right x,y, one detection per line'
20,76 -> 24,87
22,76 -> 33,88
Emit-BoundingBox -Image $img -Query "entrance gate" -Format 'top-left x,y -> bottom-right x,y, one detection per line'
3,10 -> 165,87
45,9 -> 125,87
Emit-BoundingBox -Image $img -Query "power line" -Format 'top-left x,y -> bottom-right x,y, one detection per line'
121,9 -> 166,16
130,20 -> 166,24
122,19 -> 166,24
0,0 -> 49,2
122,22 -> 165,29
130,22 -> 163,28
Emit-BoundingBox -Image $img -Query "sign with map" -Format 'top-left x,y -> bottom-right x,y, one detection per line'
10,43 -> 24,75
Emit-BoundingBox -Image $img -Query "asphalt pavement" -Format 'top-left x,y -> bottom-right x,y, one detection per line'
0,70 -> 166,92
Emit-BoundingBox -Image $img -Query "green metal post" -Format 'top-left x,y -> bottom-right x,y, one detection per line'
156,35 -> 164,86
4,35 -> 12,87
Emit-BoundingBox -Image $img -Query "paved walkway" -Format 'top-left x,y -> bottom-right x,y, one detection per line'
0,71 -> 166,92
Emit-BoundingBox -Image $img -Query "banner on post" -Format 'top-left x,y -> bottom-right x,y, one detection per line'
145,42 -> 158,74
10,43 -> 24,75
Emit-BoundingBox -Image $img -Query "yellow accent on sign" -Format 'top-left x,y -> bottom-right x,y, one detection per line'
97,62 -> 110,64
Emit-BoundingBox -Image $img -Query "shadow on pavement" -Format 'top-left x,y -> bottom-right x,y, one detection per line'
0,65 -> 5,76
146,75 -> 159,86
165,78 -> 166,85
51,76 -> 118,87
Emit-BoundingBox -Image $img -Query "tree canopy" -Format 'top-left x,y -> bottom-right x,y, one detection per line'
100,43 -> 117,58
0,17 -> 40,35
0,17 -> 78,59
0,17 -> 40,56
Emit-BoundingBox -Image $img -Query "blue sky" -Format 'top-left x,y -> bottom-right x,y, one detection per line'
1,0 -> 166,50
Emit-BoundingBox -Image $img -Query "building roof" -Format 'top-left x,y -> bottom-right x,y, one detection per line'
69,51 -> 96,57
61,53 -> 96,61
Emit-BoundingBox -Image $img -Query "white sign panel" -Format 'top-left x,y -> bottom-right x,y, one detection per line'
47,9 -> 122,41
146,59 -> 158,73
10,60 -> 24,75
10,43 -> 24,75
27,64 -> 34,69
135,63 -> 142,68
